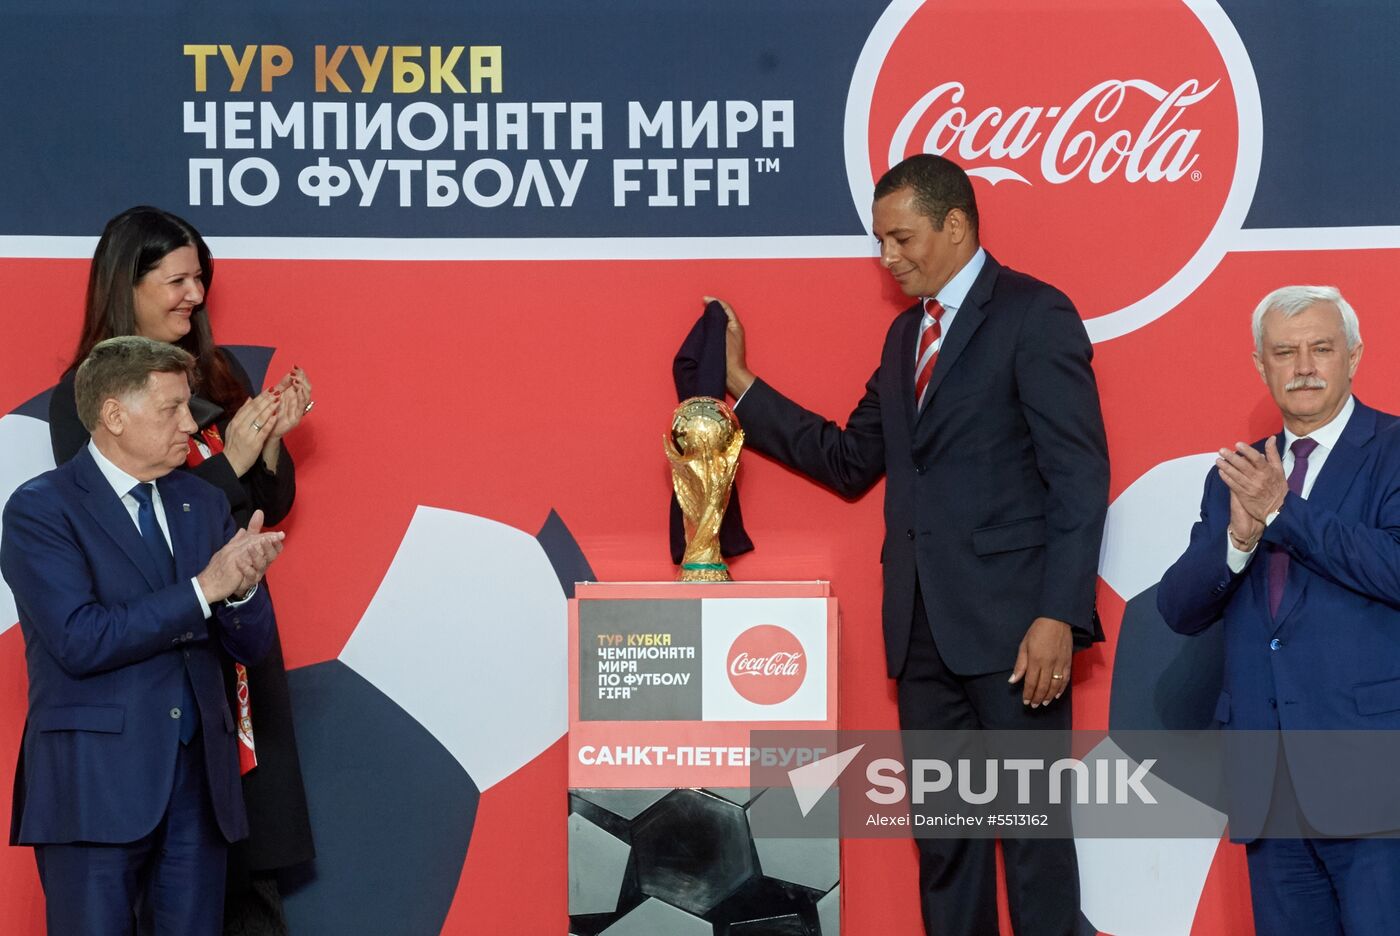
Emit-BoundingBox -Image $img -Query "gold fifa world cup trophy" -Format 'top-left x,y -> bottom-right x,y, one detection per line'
665,396 -> 745,582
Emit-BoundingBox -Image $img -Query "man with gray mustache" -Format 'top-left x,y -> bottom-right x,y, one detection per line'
1159,285 -> 1400,935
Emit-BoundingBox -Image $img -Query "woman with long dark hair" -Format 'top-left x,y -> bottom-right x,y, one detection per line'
49,206 -> 315,934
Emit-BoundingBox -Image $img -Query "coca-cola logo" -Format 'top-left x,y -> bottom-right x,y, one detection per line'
846,0 -> 1261,341
726,625 -> 807,705
889,79 -> 1217,187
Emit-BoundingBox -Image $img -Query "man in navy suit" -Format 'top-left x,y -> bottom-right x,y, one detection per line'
2,336 -> 285,935
1159,285 -> 1400,935
716,154 -> 1109,935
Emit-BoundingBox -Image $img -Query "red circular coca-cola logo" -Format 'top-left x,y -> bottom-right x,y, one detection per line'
847,0 -> 1260,340
726,625 -> 807,705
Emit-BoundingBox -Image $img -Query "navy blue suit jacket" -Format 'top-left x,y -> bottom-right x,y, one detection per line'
1159,400 -> 1400,837
738,252 -> 1109,677
2,445 -> 274,846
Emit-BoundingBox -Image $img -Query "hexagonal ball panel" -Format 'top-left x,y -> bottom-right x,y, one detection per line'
753,835 -> 839,893
631,789 -> 756,915
568,812 -> 631,915
599,898 -> 712,936
574,788 -> 672,821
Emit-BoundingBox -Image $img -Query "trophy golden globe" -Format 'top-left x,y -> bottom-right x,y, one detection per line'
665,396 -> 744,582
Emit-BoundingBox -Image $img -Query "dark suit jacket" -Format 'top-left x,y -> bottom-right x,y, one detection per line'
738,252 -> 1109,677
48,352 -> 315,871
2,446 -> 274,845
1158,400 -> 1400,837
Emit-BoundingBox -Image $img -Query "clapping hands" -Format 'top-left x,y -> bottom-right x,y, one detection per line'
196,510 -> 285,603
221,367 -> 314,476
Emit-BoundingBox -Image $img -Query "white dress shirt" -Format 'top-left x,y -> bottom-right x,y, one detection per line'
1225,394 -> 1355,572
916,246 -> 986,375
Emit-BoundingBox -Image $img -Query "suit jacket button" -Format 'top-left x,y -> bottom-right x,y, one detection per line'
1269,638 -> 1281,650
915,465 -> 926,475
184,632 -> 194,640
170,707 -> 182,719
906,529 -> 915,541
1268,698 -> 1277,708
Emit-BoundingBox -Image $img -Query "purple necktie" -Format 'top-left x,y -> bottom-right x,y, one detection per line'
1267,437 -> 1319,617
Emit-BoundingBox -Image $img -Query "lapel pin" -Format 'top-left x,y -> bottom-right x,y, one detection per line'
182,503 -> 191,512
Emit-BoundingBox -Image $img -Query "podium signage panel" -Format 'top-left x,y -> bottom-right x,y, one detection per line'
569,582 -> 837,789
568,583 -> 842,933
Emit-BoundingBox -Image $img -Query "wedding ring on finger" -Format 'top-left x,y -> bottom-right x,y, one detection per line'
1051,673 -> 1064,680
252,421 -> 263,431
303,400 -> 315,415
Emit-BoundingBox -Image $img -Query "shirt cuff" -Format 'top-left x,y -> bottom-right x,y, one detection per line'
226,583 -> 259,607
1225,534 -> 1256,574
191,577 -> 212,619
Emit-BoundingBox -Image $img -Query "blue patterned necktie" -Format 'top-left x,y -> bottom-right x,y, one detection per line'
128,482 -> 176,585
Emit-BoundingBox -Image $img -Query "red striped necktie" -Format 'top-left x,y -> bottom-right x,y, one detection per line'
915,298 -> 945,407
